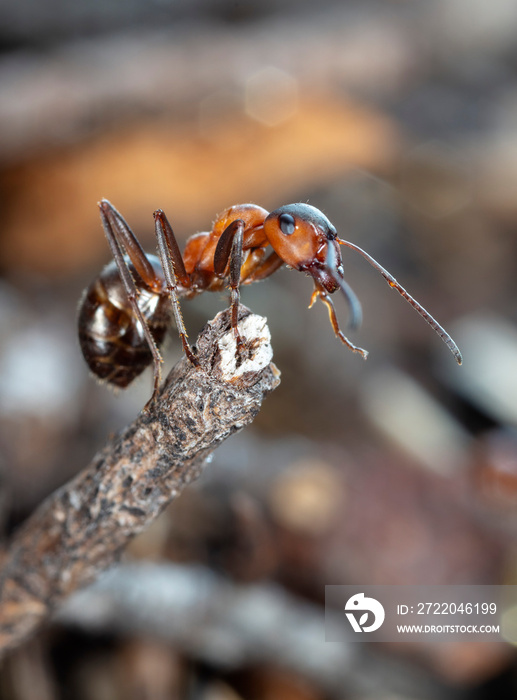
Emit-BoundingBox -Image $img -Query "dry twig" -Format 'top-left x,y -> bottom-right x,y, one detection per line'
0,306 -> 280,657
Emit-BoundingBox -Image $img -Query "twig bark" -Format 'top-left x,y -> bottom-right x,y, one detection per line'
0,306 -> 280,657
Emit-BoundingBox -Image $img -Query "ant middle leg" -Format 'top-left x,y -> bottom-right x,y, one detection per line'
153,210 -> 199,367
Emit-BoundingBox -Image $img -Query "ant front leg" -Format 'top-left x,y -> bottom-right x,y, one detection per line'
214,219 -> 246,351
241,249 -> 284,284
153,210 -> 199,367
314,286 -> 369,360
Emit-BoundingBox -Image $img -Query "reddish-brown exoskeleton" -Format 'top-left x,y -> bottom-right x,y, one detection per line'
78,200 -> 462,404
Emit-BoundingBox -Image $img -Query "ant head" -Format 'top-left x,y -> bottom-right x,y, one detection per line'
264,203 -> 343,293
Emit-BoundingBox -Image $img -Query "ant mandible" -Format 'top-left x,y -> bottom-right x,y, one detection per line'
78,200 -> 462,404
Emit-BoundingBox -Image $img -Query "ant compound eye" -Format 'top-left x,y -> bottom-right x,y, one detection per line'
279,213 -> 295,235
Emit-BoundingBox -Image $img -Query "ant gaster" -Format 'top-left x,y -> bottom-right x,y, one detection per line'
78,200 -> 462,404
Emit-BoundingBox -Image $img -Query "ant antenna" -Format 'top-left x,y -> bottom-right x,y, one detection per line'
337,238 -> 463,365
325,242 -> 363,331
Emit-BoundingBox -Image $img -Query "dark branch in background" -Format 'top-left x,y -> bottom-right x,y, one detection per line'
0,18 -> 406,160
0,306 -> 280,658
58,563 -> 452,700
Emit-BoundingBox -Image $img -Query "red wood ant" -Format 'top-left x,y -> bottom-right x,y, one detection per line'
78,200 -> 462,403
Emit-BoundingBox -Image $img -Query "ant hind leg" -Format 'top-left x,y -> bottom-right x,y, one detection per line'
99,200 -> 165,409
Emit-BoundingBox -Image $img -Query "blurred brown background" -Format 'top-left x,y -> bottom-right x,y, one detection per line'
1,0 -> 517,698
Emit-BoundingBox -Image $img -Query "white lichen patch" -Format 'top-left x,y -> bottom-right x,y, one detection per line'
69,490 -> 82,510
218,314 -> 273,380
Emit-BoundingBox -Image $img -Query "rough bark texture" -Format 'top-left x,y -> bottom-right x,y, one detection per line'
0,306 -> 280,657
